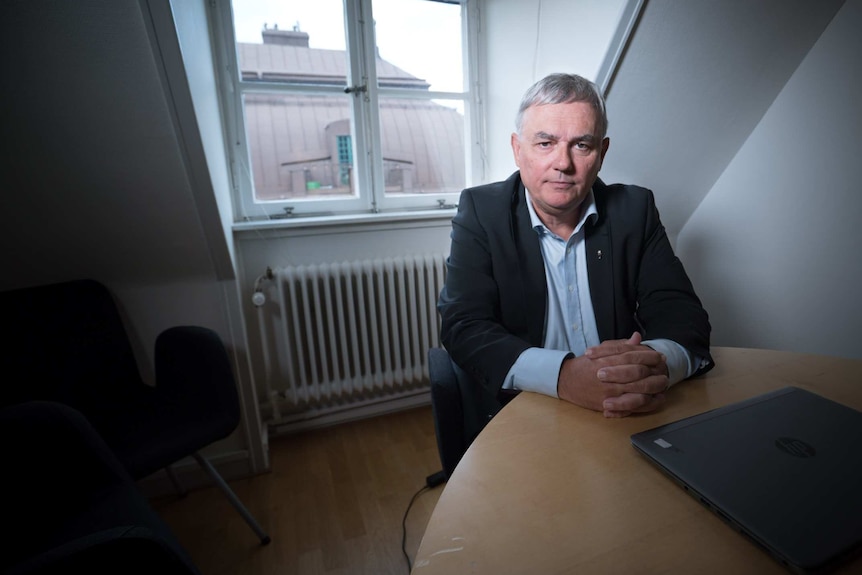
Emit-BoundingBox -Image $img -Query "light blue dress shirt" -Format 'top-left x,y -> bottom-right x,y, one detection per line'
501,189 -> 696,397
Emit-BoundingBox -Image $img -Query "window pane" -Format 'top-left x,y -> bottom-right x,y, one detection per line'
379,97 -> 465,196
232,0 -> 348,88
243,92 -> 357,201
372,0 -> 463,92
232,0 -> 346,55
232,0 -> 357,203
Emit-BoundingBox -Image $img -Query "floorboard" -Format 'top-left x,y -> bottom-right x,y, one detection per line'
151,405 -> 444,575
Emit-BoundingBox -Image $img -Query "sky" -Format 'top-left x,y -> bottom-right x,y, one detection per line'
231,0 -> 464,93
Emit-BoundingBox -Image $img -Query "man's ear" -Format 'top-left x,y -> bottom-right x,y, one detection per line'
511,132 -> 521,167
599,137 -> 610,164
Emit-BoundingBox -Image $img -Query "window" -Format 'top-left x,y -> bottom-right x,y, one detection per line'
210,0 -> 481,222
337,135 -> 352,186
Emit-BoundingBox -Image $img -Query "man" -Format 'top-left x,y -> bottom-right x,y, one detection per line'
438,73 -> 713,423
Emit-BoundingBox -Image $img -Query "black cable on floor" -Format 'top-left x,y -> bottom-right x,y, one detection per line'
402,470 -> 447,573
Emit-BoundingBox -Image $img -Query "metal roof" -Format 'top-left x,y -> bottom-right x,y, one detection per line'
238,35 -> 464,201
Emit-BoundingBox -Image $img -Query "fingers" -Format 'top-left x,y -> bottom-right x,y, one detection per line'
602,392 -> 666,417
598,364 -> 669,388
593,353 -> 668,385
596,370 -> 669,418
585,336 -> 667,373
555,347 -> 670,417
584,332 -> 642,359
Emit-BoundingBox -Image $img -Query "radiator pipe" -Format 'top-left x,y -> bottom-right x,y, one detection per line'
253,268 -> 281,422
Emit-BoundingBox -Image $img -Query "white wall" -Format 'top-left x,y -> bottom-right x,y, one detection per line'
481,0 -> 627,181
169,0 -> 237,270
599,0 -> 844,245
678,0 -> 862,359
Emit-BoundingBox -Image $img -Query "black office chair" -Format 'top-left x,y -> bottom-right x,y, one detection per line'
0,279 -> 270,545
428,347 -> 487,479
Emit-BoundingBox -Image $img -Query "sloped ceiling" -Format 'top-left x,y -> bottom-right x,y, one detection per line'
0,0 -> 221,290
600,0 -> 846,241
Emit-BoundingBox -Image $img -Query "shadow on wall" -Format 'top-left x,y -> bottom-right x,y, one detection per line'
676,231 -> 755,350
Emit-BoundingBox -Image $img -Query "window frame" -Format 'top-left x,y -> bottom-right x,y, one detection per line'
209,0 -> 483,223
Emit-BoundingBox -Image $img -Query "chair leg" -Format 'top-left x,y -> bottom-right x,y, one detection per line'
165,464 -> 188,498
192,452 -> 271,545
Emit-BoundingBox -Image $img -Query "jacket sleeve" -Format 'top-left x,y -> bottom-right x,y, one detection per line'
437,188 -> 534,400
622,187 -> 714,375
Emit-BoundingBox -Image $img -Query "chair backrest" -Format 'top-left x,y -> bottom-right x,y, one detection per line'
428,347 -> 487,479
0,279 -> 141,408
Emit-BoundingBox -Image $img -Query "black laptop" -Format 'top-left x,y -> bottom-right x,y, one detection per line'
631,386 -> 862,574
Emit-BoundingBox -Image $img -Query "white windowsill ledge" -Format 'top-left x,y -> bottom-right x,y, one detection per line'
232,207 -> 457,235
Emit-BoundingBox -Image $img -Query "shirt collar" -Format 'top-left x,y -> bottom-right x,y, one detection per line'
525,188 -> 598,238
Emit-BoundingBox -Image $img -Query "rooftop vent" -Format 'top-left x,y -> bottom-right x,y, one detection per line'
262,23 -> 309,47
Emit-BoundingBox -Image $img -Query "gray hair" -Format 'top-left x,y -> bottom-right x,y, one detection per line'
514,73 -> 608,139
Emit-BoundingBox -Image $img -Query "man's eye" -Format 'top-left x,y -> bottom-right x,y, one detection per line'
537,141 -> 552,148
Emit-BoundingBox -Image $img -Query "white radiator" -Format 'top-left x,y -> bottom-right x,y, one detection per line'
255,253 -> 447,429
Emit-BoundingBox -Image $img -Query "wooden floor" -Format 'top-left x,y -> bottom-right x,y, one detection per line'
151,405 -> 444,575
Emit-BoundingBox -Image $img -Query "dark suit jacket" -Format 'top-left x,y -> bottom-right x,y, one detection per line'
438,171 -> 714,418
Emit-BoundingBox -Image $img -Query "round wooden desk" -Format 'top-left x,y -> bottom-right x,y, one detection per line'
412,347 -> 862,574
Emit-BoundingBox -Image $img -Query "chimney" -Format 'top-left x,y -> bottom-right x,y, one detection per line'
261,22 -> 310,47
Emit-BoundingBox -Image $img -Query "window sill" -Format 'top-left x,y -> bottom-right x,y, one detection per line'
232,207 -> 457,237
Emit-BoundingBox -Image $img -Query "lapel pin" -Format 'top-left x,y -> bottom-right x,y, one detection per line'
597,250 -> 603,260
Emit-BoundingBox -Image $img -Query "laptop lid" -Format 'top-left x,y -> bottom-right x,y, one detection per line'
631,386 -> 862,574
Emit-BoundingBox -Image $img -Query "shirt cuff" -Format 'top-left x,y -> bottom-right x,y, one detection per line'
502,347 -> 572,398
641,338 -> 698,387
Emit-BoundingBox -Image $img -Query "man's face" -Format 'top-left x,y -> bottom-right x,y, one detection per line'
511,101 -> 609,222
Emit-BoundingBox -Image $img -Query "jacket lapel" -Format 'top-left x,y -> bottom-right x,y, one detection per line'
586,181 -> 615,341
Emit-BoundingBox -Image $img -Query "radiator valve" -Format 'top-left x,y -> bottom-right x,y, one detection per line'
252,266 -> 274,307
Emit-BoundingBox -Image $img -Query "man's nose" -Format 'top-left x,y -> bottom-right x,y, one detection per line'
554,146 -> 574,171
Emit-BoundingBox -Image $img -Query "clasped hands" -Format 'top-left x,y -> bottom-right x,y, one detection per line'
557,332 -> 669,418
